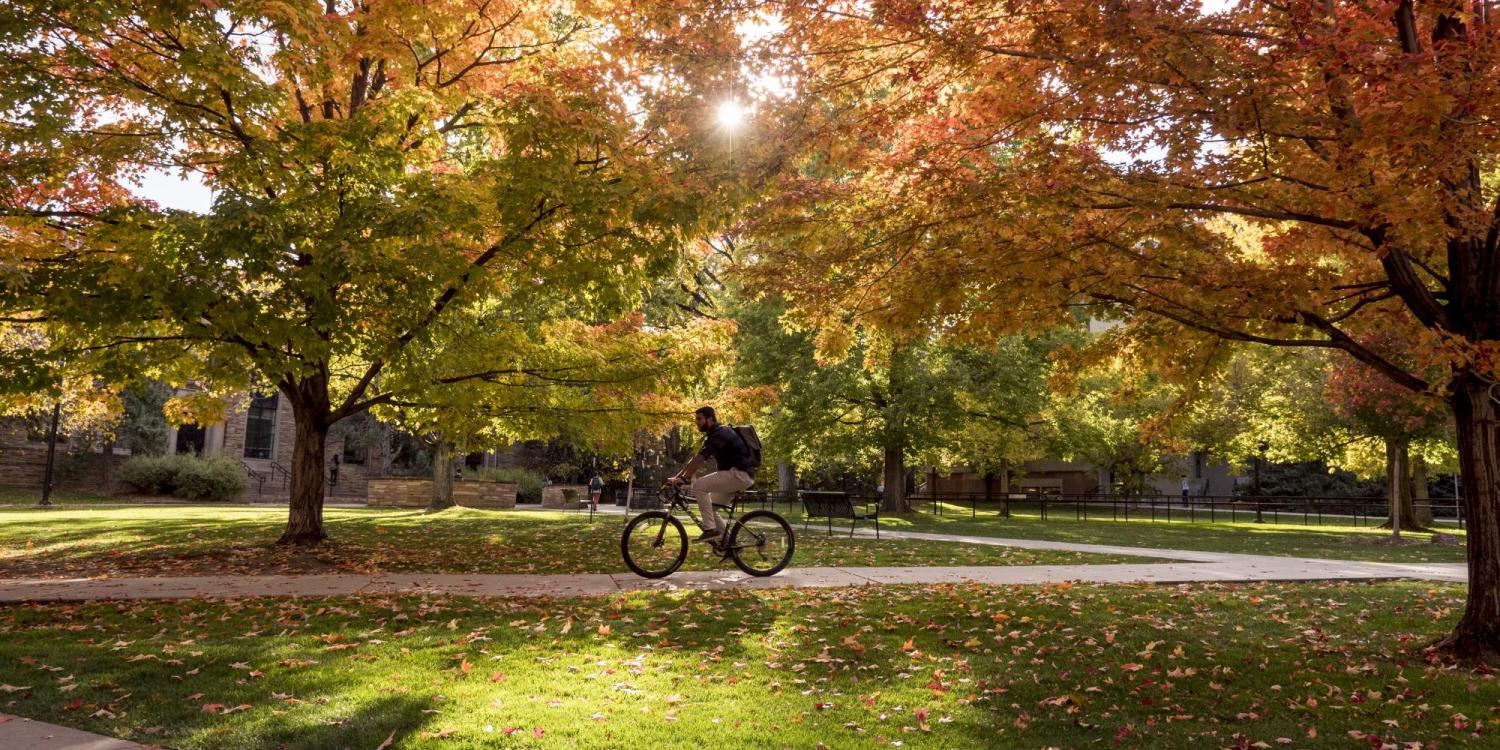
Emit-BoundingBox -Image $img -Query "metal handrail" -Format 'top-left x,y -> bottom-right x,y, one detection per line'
240,461 -> 266,494
267,461 -> 292,489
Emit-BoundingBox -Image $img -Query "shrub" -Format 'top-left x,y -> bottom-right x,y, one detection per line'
465,467 -> 545,503
120,455 -> 178,495
120,454 -> 249,501
171,455 -> 249,501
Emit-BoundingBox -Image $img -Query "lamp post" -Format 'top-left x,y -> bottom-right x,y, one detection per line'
1253,440 -> 1268,523
38,400 -> 61,507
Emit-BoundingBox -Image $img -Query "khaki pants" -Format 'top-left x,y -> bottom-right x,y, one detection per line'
692,469 -> 754,534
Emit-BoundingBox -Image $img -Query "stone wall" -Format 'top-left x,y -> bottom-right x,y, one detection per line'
367,477 -> 432,507
368,477 -> 517,509
453,480 -> 517,509
0,422 -> 124,494
541,484 -> 588,509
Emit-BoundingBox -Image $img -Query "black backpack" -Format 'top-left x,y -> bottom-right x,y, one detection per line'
732,424 -> 763,469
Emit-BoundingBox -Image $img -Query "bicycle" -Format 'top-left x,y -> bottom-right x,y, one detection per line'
620,484 -> 796,579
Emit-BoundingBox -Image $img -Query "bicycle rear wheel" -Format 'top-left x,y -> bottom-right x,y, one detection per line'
728,510 -> 795,577
621,511 -> 688,579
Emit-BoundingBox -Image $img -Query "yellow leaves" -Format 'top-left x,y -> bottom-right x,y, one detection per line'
163,392 -> 230,427
812,321 -> 855,365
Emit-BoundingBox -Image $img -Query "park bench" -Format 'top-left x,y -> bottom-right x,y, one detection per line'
799,490 -> 880,538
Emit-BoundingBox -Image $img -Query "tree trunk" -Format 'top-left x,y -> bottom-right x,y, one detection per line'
1381,437 -> 1427,533
1434,377 -> 1500,663
278,380 -> 331,546
101,438 -> 114,496
776,461 -> 797,497
1412,454 -> 1433,527
999,463 -> 1011,518
38,399 -> 60,507
430,440 -> 456,511
881,444 -> 908,513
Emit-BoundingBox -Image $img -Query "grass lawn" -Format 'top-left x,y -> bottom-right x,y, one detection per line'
807,500 -> 1471,563
0,485 -> 130,506
0,506 -> 1144,579
0,581 -> 1490,748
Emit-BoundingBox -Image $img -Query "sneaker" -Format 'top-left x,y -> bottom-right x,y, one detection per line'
694,529 -> 723,543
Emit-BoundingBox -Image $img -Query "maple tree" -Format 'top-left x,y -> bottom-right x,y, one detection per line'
747,1 -> 1500,658
1326,346 -> 1454,531
0,1 -> 765,542
1043,367 -> 1180,495
1181,345 -> 1455,526
731,293 -> 1067,511
374,313 -> 733,510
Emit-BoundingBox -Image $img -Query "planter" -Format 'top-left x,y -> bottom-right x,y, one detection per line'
541,484 -> 588,509
368,477 -> 517,509
453,480 -> 518,509
367,477 -> 431,508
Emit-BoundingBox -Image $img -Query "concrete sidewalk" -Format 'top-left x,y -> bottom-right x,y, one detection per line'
0,554 -> 1467,603
0,520 -> 1467,603
0,714 -> 145,750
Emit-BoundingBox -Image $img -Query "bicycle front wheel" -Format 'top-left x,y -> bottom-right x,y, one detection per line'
621,511 -> 688,579
728,510 -> 795,577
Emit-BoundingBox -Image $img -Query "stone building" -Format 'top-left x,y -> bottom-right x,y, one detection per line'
1,389 -> 386,501
166,390 -> 384,501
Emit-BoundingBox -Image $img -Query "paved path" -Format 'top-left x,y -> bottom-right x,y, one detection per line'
0,522 -> 1466,603
0,714 -> 145,750
0,555 -> 1467,603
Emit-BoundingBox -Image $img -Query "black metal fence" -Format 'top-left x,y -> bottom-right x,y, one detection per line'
916,492 -> 1465,529
612,486 -> 1464,529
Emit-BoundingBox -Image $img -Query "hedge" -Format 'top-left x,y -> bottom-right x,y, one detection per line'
120,454 -> 250,501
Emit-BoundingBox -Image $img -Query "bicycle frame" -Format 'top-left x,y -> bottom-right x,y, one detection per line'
655,486 -> 748,553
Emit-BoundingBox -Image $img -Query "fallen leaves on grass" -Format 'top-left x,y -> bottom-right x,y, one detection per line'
0,582 -> 1493,749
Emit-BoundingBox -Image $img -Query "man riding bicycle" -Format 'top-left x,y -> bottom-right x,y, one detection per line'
669,406 -> 755,543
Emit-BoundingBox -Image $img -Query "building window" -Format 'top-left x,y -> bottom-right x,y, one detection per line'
243,393 -> 278,459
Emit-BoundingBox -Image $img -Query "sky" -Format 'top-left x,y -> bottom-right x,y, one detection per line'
134,168 -> 213,213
